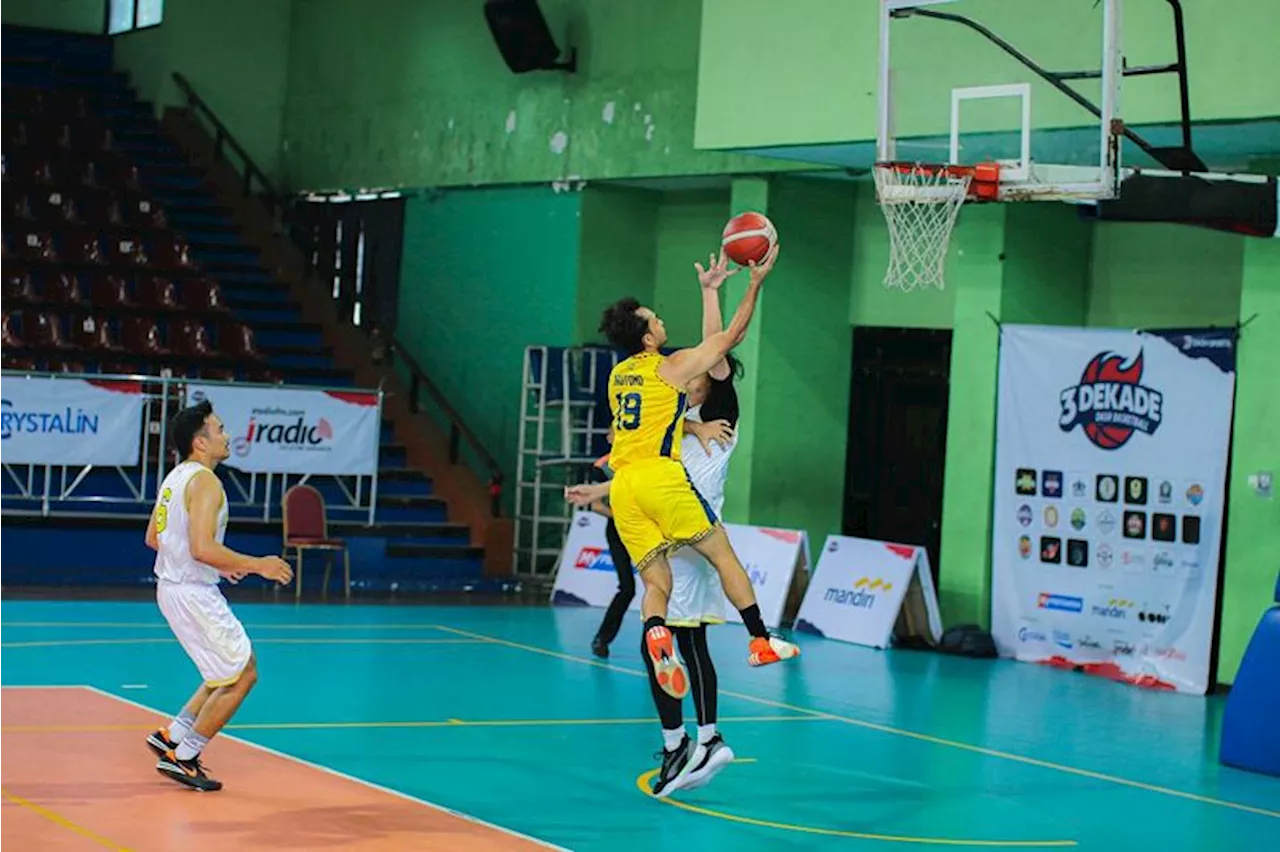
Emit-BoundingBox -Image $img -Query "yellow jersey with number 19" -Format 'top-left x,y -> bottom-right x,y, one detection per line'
607,352 -> 688,471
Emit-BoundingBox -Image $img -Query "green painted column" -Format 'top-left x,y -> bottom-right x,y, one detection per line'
936,203 -> 1092,626
745,177 -> 856,547
936,205 -> 1008,625
720,177 -> 769,524
1217,237 -> 1280,684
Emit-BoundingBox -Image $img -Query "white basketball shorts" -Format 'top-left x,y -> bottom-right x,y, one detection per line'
666,545 -> 727,628
157,581 -> 253,687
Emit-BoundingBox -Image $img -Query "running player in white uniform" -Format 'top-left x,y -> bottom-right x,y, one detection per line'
144,399 -> 293,791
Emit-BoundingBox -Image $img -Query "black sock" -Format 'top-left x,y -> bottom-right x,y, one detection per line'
644,615 -> 667,634
641,631 -> 683,733
675,626 -> 718,727
739,604 -> 768,638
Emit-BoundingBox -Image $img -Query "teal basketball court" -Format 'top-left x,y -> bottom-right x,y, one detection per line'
4,600 -> 1278,849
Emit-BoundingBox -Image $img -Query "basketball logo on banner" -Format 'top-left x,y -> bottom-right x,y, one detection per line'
990,325 -> 1235,695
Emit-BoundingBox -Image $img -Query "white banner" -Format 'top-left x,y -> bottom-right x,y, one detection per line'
1,377 -> 143,466
794,535 -> 942,649
550,512 -> 807,630
186,385 -> 379,475
991,325 -> 1235,695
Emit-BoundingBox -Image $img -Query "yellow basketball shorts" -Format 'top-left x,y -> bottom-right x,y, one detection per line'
610,458 -> 719,571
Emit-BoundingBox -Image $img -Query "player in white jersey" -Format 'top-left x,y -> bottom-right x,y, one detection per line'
144,399 -> 293,791
568,253 -> 762,796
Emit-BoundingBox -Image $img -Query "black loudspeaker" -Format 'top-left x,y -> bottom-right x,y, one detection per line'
483,0 -> 576,74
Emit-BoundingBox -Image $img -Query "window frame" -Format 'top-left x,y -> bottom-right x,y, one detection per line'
104,0 -> 164,36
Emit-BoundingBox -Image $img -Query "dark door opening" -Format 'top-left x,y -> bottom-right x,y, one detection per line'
843,327 -> 952,583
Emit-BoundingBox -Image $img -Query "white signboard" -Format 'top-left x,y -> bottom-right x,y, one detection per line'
1,377 -> 144,466
795,535 -> 942,649
186,385 -> 379,476
551,511 -> 807,630
991,325 -> 1235,695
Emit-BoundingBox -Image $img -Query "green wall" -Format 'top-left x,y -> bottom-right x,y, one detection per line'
697,0 -> 1280,153
397,186 -> 583,495
2,0 -> 104,33
651,191 -> 731,348
576,186 -> 658,343
112,0 -> 293,184
279,0 -> 807,191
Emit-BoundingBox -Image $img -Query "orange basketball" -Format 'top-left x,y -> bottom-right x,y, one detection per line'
721,211 -> 777,266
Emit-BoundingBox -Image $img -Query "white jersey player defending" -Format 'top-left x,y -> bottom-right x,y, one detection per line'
144,399 -> 293,791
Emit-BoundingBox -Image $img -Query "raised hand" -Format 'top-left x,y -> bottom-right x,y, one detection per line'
694,251 -> 739,291
748,243 -> 780,285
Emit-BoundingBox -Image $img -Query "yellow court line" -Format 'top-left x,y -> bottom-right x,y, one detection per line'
429,623 -> 1280,821
2,715 -> 821,734
634,769 -> 1075,847
1,788 -> 134,851
1,637 -> 489,649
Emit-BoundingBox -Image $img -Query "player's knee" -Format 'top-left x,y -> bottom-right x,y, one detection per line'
693,527 -> 739,567
238,656 -> 259,691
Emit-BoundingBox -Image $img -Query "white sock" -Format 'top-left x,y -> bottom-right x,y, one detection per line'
167,710 -> 196,743
662,727 -> 685,752
697,724 -> 718,745
174,731 -> 210,762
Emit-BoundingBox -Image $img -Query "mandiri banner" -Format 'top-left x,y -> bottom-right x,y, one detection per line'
550,510 -> 807,630
794,535 -> 943,649
1,377 -> 144,466
186,385 -> 380,476
991,325 -> 1235,694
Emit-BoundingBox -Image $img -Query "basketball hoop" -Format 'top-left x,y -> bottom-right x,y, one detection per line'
874,162 -> 999,292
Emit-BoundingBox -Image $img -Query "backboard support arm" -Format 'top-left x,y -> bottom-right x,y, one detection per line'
896,1 -> 1205,173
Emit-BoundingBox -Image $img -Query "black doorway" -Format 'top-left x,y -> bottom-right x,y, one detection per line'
843,327 -> 952,582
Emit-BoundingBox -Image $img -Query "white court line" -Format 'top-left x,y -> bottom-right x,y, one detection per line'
78,685 -> 570,851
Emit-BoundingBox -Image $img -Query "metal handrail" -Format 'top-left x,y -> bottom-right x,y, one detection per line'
386,338 -> 503,517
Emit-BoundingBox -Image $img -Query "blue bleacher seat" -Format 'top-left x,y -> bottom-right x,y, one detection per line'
1219,569 -> 1280,777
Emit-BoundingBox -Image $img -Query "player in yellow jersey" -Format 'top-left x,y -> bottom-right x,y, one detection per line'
590,244 -> 799,708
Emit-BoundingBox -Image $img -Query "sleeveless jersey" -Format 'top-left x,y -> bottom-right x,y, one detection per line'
153,461 -> 228,585
607,352 -> 687,470
680,405 -> 736,517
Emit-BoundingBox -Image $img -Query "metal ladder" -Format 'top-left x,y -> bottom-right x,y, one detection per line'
513,345 -> 619,576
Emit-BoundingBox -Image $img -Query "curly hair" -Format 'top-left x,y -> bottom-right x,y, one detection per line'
598,297 -> 650,354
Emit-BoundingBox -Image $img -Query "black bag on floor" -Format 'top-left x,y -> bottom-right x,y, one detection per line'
937,624 -> 998,658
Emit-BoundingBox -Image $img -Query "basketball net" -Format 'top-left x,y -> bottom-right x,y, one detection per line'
874,164 -> 974,292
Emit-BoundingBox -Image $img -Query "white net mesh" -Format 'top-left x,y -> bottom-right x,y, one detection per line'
874,164 -> 973,292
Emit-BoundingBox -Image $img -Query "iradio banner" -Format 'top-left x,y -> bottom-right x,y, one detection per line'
991,325 -> 1235,695
186,385 -> 380,476
550,512 -> 806,629
1,377 -> 144,466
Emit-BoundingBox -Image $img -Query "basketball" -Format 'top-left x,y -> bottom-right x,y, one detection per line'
721,211 -> 777,266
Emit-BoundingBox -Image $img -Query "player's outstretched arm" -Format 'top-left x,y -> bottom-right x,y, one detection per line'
662,243 -> 778,388
695,251 -> 737,381
187,471 -> 294,585
565,482 -> 611,506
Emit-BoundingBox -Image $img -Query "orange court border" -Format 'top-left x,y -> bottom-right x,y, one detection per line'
1,686 -> 564,852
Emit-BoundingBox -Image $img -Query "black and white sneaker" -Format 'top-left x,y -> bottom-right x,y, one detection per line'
681,735 -> 735,791
650,735 -> 705,799
156,750 -> 223,792
145,729 -> 179,759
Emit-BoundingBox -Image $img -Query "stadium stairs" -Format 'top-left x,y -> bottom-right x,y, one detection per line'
1,25 -> 514,596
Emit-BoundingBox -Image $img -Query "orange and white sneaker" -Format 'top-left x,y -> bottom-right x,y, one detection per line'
645,624 -> 689,699
748,634 -> 801,667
